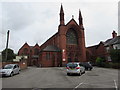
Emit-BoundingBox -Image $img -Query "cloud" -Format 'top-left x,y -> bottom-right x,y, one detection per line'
2,2 -> 40,31
0,1 -> 118,53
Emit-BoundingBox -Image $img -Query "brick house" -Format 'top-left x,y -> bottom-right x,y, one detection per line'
18,5 -> 87,67
87,31 -> 120,63
18,43 -> 40,66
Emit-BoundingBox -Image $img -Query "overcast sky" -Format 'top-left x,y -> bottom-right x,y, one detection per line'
0,0 -> 119,53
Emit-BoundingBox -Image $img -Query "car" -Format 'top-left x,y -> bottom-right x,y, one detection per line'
0,64 -> 20,77
79,62 -> 93,70
66,62 -> 85,76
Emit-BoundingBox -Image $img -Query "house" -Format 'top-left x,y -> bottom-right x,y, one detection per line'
18,43 -> 40,66
87,31 -> 120,62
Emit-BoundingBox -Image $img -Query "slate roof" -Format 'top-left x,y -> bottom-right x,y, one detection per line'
41,45 -> 61,52
104,36 -> 120,46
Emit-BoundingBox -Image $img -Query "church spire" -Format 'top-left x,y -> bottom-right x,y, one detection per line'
79,9 -> 83,25
59,4 -> 64,25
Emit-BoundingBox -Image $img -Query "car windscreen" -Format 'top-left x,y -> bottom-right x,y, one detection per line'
67,63 -> 78,68
4,65 -> 13,69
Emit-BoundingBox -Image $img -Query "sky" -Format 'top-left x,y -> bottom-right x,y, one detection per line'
0,0 -> 119,53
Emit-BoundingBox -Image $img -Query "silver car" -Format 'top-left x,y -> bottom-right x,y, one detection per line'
66,62 -> 85,76
0,64 -> 20,77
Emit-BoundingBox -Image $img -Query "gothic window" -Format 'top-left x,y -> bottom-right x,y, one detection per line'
46,53 -> 50,60
66,28 -> 78,45
23,48 -> 28,55
34,48 -> 39,55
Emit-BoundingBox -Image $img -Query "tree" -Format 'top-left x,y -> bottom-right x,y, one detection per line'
96,57 -> 105,67
2,48 -> 16,62
109,49 -> 120,63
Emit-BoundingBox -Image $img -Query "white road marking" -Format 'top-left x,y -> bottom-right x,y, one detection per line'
114,80 -> 118,90
83,82 -> 115,87
74,82 -> 83,89
79,71 -> 88,78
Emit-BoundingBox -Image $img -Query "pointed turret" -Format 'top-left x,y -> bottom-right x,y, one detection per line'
79,9 -> 83,25
59,4 -> 64,25
25,42 -> 29,46
35,43 -> 39,47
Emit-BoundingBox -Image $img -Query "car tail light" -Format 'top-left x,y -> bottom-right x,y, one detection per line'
66,67 -> 70,69
76,67 -> 80,69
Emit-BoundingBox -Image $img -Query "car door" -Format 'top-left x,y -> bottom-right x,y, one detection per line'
16,65 -> 20,73
79,64 -> 85,73
13,65 -> 17,74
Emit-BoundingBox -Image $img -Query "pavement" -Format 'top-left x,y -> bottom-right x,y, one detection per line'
1,66 -> 119,89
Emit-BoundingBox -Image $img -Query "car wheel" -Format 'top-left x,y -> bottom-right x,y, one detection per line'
83,71 -> 85,74
88,68 -> 90,71
79,72 -> 82,76
67,73 -> 70,76
90,68 -> 92,71
10,72 -> 14,77
18,70 -> 20,74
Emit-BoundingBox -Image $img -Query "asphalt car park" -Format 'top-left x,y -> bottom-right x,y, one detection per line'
1,66 -> 119,89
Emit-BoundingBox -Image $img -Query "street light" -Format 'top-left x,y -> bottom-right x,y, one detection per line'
5,30 -> 10,61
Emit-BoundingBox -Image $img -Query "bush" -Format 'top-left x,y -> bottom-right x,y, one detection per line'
103,62 -> 120,69
110,49 -> 120,63
111,63 -> 120,69
96,57 -> 105,67
95,56 -> 120,69
104,62 -> 113,68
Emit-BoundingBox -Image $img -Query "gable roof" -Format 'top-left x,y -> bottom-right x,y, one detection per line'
40,33 -> 58,50
66,18 -> 79,27
41,45 -> 61,52
18,42 -> 30,51
104,36 -> 120,46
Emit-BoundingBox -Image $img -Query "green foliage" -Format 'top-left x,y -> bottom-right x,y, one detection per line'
2,48 -> 16,62
104,62 -> 120,69
96,57 -> 105,67
95,50 -> 120,69
109,49 -> 120,63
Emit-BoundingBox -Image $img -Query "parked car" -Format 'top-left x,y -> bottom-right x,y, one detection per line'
79,62 -> 93,70
66,62 -> 85,76
0,64 -> 20,77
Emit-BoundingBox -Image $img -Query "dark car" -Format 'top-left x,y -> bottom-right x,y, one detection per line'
79,62 -> 93,70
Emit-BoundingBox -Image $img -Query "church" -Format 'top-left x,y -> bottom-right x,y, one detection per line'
18,5 -> 87,67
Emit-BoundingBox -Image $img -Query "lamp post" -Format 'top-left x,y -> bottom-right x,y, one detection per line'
5,30 -> 10,61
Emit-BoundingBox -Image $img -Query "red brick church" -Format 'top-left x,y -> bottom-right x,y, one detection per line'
18,5 -> 87,67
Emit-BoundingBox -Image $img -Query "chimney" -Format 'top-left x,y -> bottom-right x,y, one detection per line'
112,31 -> 117,38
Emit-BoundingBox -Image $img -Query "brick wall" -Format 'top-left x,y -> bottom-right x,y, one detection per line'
0,60 -> 27,70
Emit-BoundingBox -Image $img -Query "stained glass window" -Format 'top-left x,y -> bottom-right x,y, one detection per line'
66,28 -> 78,45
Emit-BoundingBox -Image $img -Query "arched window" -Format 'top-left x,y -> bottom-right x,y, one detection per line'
23,48 -> 28,55
34,48 -> 39,55
66,28 -> 78,45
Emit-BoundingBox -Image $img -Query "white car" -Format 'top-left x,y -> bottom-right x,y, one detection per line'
0,64 -> 20,77
66,62 -> 85,76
